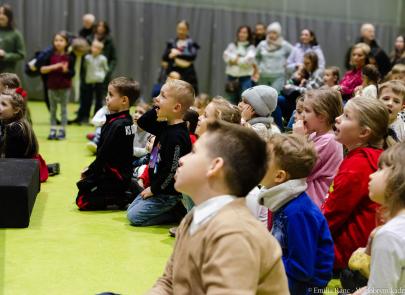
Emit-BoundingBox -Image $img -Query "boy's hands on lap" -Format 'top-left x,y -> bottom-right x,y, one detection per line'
140,187 -> 153,199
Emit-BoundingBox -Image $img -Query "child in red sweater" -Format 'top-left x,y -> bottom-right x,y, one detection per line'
322,96 -> 390,272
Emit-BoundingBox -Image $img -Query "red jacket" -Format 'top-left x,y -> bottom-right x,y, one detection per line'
322,147 -> 382,270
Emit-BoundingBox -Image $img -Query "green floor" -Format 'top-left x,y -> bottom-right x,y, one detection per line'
0,101 -> 174,295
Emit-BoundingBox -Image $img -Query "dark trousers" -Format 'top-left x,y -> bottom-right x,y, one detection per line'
78,82 -> 104,121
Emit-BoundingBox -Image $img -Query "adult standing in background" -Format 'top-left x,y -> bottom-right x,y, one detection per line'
253,23 -> 266,46
223,25 -> 256,104
162,20 -> 200,94
79,14 -> 96,40
390,35 -> 405,66
0,4 -> 25,73
344,23 -> 391,78
87,21 -> 117,89
256,22 -> 293,93
287,29 -> 325,72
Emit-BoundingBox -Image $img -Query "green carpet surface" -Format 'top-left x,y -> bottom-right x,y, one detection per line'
0,102 -> 174,295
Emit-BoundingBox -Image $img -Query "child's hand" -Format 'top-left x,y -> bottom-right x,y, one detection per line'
0,49 -> 5,58
137,179 -> 144,189
293,119 -> 307,135
169,48 -> 181,59
241,104 -> 255,121
140,187 -> 153,199
81,167 -> 89,179
61,62 -> 69,73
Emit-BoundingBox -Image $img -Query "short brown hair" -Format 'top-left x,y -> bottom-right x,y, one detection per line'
109,77 -> 141,106
378,142 -> 405,218
0,73 -> 21,89
165,79 -> 195,114
378,80 -> 405,104
205,120 -> 268,197
304,89 -> 343,128
269,133 -> 317,179
325,66 -> 340,82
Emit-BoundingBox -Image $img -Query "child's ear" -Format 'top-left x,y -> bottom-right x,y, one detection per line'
174,102 -> 182,113
207,157 -> 224,178
359,126 -> 372,140
275,169 -> 288,184
122,95 -> 129,105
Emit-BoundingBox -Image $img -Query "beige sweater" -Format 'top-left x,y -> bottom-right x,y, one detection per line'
147,198 -> 289,295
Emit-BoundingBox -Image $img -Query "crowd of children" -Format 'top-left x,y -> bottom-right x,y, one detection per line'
1,11 -> 405,295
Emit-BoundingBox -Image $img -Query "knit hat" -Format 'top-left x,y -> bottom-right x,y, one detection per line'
241,85 -> 278,117
267,22 -> 282,35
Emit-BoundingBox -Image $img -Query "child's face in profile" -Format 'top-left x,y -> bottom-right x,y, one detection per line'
391,73 -> 405,84
368,164 -> 389,205
334,103 -> 364,148
378,87 -> 404,123
323,70 -> 337,86
195,102 -> 216,136
174,132 -> 213,197
154,84 -> 179,120
105,85 -> 125,114
0,96 -> 16,122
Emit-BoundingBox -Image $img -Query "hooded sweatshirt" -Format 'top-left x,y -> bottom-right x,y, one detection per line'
322,147 -> 382,270
306,132 -> 343,208
259,179 -> 334,295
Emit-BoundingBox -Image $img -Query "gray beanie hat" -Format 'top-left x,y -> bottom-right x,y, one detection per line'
267,22 -> 282,35
241,85 -> 278,117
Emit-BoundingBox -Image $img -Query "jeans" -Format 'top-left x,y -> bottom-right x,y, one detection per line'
226,75 -> 253,105
49,89 -> 70,127
127,194 -> 182,226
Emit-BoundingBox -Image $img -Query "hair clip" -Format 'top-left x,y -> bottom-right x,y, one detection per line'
15,87 -> 27,98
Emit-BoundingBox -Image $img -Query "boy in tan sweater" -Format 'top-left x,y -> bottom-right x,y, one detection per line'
147,120 -> 289,295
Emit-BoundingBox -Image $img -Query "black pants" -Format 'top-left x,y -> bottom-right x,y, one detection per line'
78,82 -> 104,121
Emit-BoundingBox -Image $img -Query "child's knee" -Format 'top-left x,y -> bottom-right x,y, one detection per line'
127,208 -> 149,226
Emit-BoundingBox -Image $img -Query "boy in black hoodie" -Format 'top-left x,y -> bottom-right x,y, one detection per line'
76,77 -> 140,210
127,79 -> 194,226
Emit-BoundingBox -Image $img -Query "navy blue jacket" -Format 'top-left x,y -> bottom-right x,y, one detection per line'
272,192 -> 334,295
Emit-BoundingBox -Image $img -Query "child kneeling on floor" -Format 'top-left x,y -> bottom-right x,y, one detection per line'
75,77 -> 140,210
147,120 -> 289,294
258,133 -> 334,295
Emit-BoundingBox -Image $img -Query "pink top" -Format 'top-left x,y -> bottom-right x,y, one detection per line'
306,132 -> 343,208
340,68 -> 363,97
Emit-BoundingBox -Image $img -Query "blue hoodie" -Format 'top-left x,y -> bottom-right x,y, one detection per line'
259,179 -> 334,295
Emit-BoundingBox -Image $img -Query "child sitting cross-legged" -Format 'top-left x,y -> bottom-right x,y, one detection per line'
257,133 -> 334,295
146,120 -> 289,294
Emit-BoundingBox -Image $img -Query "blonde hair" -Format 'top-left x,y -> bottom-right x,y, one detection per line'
165,79 -> 195,114
269,133 -> 317,179
210,96 -> 241,124
346,96 -> 392,149
391,64 -> 405,75
350,43 -> 371,67
378,142 -> 405,218
378,80 -> 405,104
304,89 -> 343,128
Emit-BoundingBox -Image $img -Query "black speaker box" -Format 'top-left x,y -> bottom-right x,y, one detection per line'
0,158 -> 40,228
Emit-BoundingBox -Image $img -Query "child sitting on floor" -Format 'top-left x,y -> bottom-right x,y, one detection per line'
75,77 -> 140,210
147,120 -> 289,294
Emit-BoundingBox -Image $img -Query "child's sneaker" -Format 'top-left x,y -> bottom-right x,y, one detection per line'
47,129 -> 57,140
86,141 -> 97,154
57,129 -> 66,140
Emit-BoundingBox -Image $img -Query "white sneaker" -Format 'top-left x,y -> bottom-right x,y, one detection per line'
86,141 -> 97,154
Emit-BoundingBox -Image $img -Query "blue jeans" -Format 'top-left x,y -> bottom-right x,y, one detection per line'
127,194 -> 181,226
226,75 -> 253,105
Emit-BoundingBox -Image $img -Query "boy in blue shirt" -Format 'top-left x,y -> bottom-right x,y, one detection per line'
258,133 -> 334,295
